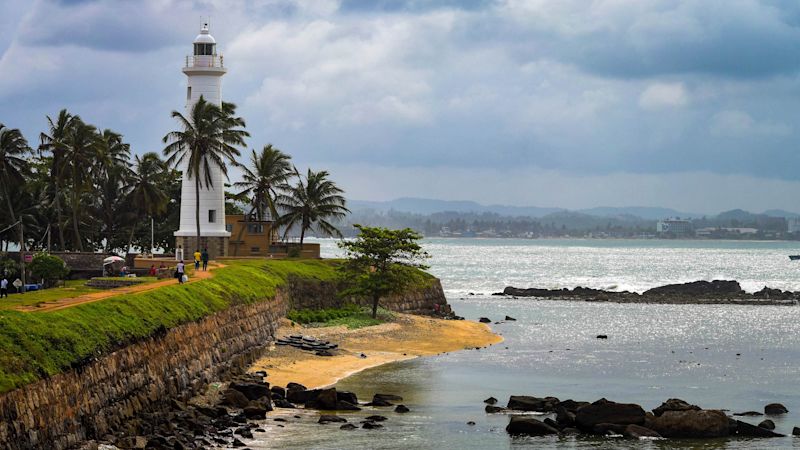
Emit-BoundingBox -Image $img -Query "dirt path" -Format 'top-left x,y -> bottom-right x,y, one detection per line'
16,262 -> 224,313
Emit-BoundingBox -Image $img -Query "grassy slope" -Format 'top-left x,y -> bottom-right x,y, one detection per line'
0,278 -> 162,310
0,259 -> 338,393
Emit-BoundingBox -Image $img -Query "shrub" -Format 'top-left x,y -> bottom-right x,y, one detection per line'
28,253 -> 69,287
0,257 -> 18,278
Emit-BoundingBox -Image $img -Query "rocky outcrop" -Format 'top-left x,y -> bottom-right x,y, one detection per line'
506,416 -> 559,436
648,409 -> 729,438
575,399 -> 646,431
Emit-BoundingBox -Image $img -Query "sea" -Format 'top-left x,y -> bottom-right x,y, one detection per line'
249,238 -> 800,449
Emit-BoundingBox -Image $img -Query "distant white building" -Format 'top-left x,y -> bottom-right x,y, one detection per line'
789,218 -> 800,233
656,218 -> 693,235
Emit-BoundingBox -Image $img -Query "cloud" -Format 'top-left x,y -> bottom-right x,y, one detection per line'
639,83 -> 689,110
709,110 -> 791,137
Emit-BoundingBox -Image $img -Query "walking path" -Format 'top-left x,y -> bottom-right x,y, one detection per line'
16,262 -> 224,313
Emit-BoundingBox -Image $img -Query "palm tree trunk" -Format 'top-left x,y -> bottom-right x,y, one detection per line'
372,294 -> 379,319
54,193 -> 66,250
2,184 -> 24,291
72,190 -> 83,251
195,176 -> 201,254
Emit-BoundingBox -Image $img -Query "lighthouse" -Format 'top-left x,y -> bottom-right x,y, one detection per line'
174,23 -> 230,259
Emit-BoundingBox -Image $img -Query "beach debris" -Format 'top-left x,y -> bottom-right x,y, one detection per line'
394,405 -> 410,413
764,403 -> 788,415
478,317 -> 491,323
277,335 -> 339,353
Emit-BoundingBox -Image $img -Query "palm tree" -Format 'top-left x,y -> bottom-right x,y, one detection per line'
129,152 -> 169,253
276,168 -> 349,246
60,119 -> 100,251
95,129 -> 133,252
39,109 -> 76,250
162,96 -> 249,250
234,144 -> 292,221
0,124 -> 31,288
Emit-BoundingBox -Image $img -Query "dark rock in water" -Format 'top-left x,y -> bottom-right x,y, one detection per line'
337,391 -> 358,405
195,405 -> 220,418
273,398 -> 295,408
643,280 -> 743,297
273,418 -> 287,422
483,397 -> 498,405
367,398 -> 393,407
734,420 -> 785,437
362,422 -> 383,430
559,399 -> 590,413
592,423 -> 627,435
365,415 -> 388,422
507,395 -> 560,412
270,386 -> 286,398
624,424 -> 662,439
467,421 -> 476,426
232,438 -> 246,448
318,415 -> 347,424
360,353 -> 367,358
758,419 -> 775,430
575,398 -> 645,430
222,389 -> 251,408
485,405 -> 506,413
287,387 -> 320,405
371,393 -> 402,404
562,427 -> 580,435
287,382 -> 307,391
478,317 -> 492,323
555,406 -> 576,426
543,417 -> 561,430
793,426 -> 800,436
336,401 -> 361,411
395,405 -> 410,413
652,399 -> 701,417
306,388 -> 338,410
243,405 -> 268,420
504,316 -> 516,321
235,427 -> 254,438
340,423 -> 357,430
733,411 -> 762,417
649,410 -> 729,438
765,403 -> 789,415
596,335 -> 608,339
505,416 -> 559,436
230,382 -> 271,401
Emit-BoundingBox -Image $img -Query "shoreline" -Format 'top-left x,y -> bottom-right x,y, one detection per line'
250,314 -> 503,390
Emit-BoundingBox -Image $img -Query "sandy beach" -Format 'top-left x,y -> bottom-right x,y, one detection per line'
250,314 -> 503,389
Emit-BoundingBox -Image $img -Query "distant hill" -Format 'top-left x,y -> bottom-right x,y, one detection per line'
577,206 -> 700,220
763,209 -> 800,219
348,197 -> 563,217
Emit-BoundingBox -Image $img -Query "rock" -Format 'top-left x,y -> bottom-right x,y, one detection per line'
624,424 -> 662,439
362,422 -> 383,429
287,388 -> 320,405
234,427 -> 253,439
318,415 -> 347,424
374,393 -> 403,402
485,405 -> 506,413
483,397 -> 498,405
555,406 -> 576,426
507,395 -> 560,412
367,396 -> 394,407
286,382 -> 307,391
337,391 -> 358,405
543,417 -> 561,430
467,421 -> 476,426
270,386 -> 286,398
575,399 -> 645,430
273,398 -> 295,408
765,403 -> 789,415
231,439 -> 246,448
478,317 -> 492,323
394,405 -> 410,413
592,423 -> 627,435
562,427 -> 580,434
306,388 -> 338,410
505,416 -> 559,436
194,405 -> 220,418
793,426 -> 800,436
733,420 -> 785,437
336,401 -> 361,411
559,399 -> 590,413
643,280 -> 743,297
222,389 -> 251,409
253,370 -> 267,378
758,419 -> 775,430
229,382 -> 271,401
365,415 -> 388,422
243,405 -> 268,420
652,398 -> 701,417
340,424 -> 357,430
596,335 -> 608,339
733,411 -> 763,416
649,409 -> 730,438
316,350 -> 334,357
504,316 -> 516,321
273,418 -> 287,422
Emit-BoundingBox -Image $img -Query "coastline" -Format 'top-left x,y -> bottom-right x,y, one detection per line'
250,314 -> 503,390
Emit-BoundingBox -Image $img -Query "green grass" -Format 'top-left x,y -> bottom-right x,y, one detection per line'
0,277 -> 162,311
288,304 -> 395,329
0,259 -> 342,393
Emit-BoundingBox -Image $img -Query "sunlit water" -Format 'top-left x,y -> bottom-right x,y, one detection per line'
246,239 -> 800,449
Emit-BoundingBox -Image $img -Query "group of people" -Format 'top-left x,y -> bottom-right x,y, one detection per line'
174,248 -> 210,284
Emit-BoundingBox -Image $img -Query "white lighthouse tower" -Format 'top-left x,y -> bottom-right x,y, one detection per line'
174,23 -> 230,258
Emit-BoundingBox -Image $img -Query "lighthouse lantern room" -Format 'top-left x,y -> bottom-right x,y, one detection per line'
174,23 -> 230,259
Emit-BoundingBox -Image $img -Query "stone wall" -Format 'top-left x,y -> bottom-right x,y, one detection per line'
0,273 -> 450,450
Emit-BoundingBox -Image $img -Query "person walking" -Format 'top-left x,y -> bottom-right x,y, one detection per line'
201,248 -> 209,271
193,249 -> 201,271
0,277 -> 8,298
176,260 -> 186,284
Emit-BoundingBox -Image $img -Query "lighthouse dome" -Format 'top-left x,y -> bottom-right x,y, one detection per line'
194,23 -> 216,44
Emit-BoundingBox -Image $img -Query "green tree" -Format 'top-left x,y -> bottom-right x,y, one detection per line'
128,153 -> 169,253
162,96 -> 248,249
0,124 -> 31,287
94,129 -> 133,252
38,109 -> 76,250
276,168 -> 349,245
61,118 -> 100,251
338,225 -> 430,318
234,144 -> 292,221
28,253 -> 69,288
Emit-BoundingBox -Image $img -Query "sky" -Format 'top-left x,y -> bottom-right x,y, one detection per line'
2,0 -> 800,214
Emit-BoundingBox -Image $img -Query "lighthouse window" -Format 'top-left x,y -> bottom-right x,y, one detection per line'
193,43 -> 215,56
208,209 -> 217,223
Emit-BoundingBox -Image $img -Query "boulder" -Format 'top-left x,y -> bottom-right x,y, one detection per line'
575,399 -> 645,431
362,422 -> 383,429
365,415 -> 388,422
286,382 -> 307,391
559,399 -> 590,413
243,405 -> 268,420
733,411 -> 762,417
793,426 -> 800,436
649,410 -> 729,438
592,423 -> 626,435
374,393 -> 403,402
643,280 -> 743,297
318,415 -> 347,424
306,388 -> 338,410
229,382 -> 270,401
507,395 -> 560,412
234,427 -> 253,439
624,424 -> 662,439
231,438 -> 246,448
395,405 -> 410,413
504,316 -> 516,321
484,397 -> 498,405
485,405 -> 506,413
340,424 -> 357,430
337,401 -> 361,411
270,386 -> 286,398
555,406 -> 576,427
758,419 -> 775,430
765,403 -> 789,415
478,317 -> 491,323
337,391 -> 358,405
733,420 -> 785,437
273,398 -> 295,408
221,389 -> 250,409
652,398 -> 701,417
543,418 -> 561,430
287,388 -> 320,405
505,416 -> 559,436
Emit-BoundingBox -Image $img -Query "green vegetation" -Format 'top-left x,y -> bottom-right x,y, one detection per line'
0,259 -> 338,393
28,253 -> 69,287
0,280 -> 98,309
287,304 -> 393,329
339,225 -> 430,318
